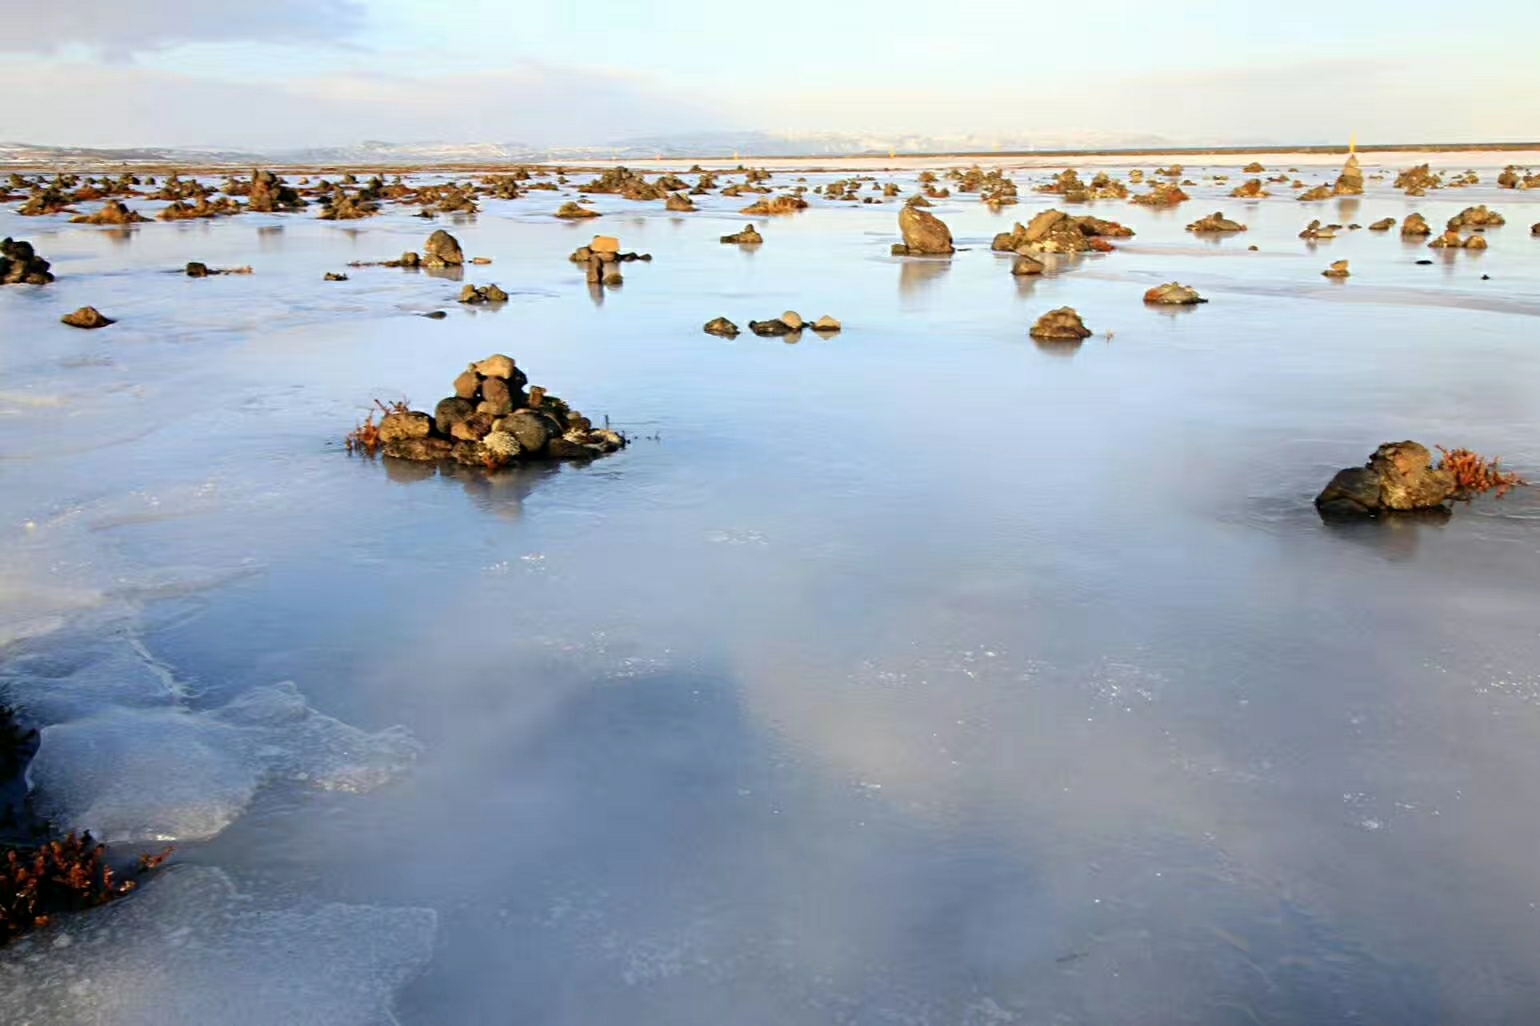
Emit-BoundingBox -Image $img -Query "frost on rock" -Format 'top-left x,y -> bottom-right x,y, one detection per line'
0,865 -> 436,1026
26,681 -> 420,844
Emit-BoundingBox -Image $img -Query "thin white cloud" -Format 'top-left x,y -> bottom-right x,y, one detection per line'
2,0 -> 365,56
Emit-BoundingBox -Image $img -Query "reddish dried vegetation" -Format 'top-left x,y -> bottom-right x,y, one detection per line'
345,398 -> 411,456
1437,447 -> 1528,498
3,834 -> 172,944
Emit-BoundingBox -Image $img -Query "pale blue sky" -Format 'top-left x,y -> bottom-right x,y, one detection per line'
3,0 -> 1537,148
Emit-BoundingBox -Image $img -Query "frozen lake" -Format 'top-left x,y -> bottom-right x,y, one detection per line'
3,157 -> 1540,1024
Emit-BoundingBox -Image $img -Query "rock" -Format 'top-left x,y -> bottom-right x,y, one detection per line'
1368,217 -> 1397,231
894,204 -> 954,255
739,195 -> 807,216
434,397 -> 476,437
452,370 -> 480,400
601,266 -> 624,287
556,202 -> 600,219
474,354 -> 517,380
1464,234 -> 1488,250
1322,260 -> 1351,278
1023,209 -> 1067,243
749,319 -> 795,337
324,272 -> 349,281
1186,211 -> 1246,233
480,376 -> 514,416
704,317 -> 740,338
0,237 -> 54,285
1029,307 -> 1091,340
1315,441 -> 1456,516
423,230 -> 464,268
1395,164 -> 1441,193
245,169 -> 306,212
1298,219 -> 1335,240
1400,213 -> 1431,237
502,410 -> 553,453
421,310 -> 447,319
458,284 -> 509,304
1447,205 -> 1504,230
185,262 -> 210,278
1142,283 -> 1206,305
60,305 -> 114,328
70,199 -> 148,225
450,412 -> 495,442
1130,183 -> 1190,207
780,311 -> 804,331
1242,161 -> 1266,173
590,236 -> 621,254
1333,154 -> 1364,196
398,251 -> 421,268
1229,178 -> 1267,198
1296,184 -> 1334,202
665,192 -> 695,212
383,437 -> 454,462
721,225 -> 763,244
1011,253 -> 1045,276
378,411 -> 432,443
810,315 -> 841,333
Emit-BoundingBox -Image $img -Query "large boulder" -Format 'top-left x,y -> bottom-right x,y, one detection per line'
1029,307 -> 1091,340
1315,442 -> 1456,516
423,230 -> 464,268
0,237 -> 53,284
893,204 -> 954,256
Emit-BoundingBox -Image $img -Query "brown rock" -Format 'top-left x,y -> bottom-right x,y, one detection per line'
1142,283 -> 1206,305
1322,260 -> 1350,278
704,316 -> 740,338
1029,307 -> 1091,340
60,306 -> 114,328
1315,441 -> 1456,516
556,202 -> 600,219
378,411 -> 432,443
474,354 -> 516,379
453,369 -> 480,400
894,204 -> 954,255
1186,211 -> 1246,233
721,225 -> 763,244
502,410 -> 553,453
423,230 -> 464,267
383,437 -> 454,462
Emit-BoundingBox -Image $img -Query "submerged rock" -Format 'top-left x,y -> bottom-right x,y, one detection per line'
1368,217 -> 1397,231
739,195 -> 808,216
1011,253 -> 1045,276
1186,211 -> 1246,233
1315,441 -> 1456,517
1298,219 -> 1336,240
720,224 -> 763,244
457,283 -> 509,304
749,319 -> 795,337
0,237 -> 53,284
60,306 -> 114,328
555,201 -> 600,219
1322,260 -> 1351,278
1029,307 -> 1091,340
1143,283 -> 1206,305
704,316 -> 741,338
892,203 -> 954,255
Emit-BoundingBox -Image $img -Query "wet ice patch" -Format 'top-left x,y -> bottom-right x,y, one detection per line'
0,865 -> 436,1026
0,636 -> 184,724
27,681 -> 420,843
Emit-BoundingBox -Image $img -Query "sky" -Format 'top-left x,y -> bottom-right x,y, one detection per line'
2,0 -> 1537,150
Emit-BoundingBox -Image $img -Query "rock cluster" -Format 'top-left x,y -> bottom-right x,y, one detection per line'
1394,164 -> 1442,194
1446,205 -> 1504,231
1497,165 -> 1540,189
1315,441 -> 1456,517
1,238 -> 54,284
1428,231 -> 1487,250
990,209 -> 1132,256
61,306 -> 114,329
740,195 -> 808,216
720,224 -> 763,244
892,204 -> 954,256
738,311 -> 841,338
458,284 -> 509,304
245,170 -> 306,212
1333,154 -> 1364,196
70,200 -> 148,225
1029,307 -> 1091,340
1143,283 -> 1206,305
567,235 -> 649,287
1298,219 -> 1338,240
158,195 -> 242,220
1186,211 -> 1246,233
1130,183 -> 1190,207
365,354 -> 625,468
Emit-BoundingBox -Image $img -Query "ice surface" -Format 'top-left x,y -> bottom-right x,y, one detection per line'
26,681 -> 420,843
0,865 -> 436,1026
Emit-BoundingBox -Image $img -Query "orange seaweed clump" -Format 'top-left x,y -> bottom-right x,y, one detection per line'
1437,447 -> 1528,498
3,833 -> 172,944
345,398 -> 410,456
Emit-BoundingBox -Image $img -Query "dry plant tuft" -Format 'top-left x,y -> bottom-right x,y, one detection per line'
1437,446 -> 1528,498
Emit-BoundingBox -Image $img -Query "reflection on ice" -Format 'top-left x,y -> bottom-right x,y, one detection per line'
0,865 -> 435,1026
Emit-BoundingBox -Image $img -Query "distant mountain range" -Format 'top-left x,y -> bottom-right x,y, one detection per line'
0,131 -> 1185,167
